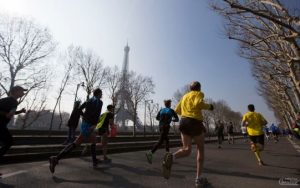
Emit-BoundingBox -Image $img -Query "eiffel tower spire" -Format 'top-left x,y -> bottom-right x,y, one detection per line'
115,43 -> 141,129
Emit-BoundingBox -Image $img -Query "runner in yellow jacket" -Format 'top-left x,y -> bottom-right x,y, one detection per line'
161,81 -> 213,188
242,104 -> 268,166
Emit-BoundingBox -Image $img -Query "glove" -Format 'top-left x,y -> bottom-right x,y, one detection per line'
209,104 -> 214,111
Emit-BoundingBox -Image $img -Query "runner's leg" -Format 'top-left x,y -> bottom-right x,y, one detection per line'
89,133 -> 98,166
101,133 -> 108,159
0,128 -> 13,157
165,125 -> 170,152
173,133 -> 192,159
151,126 -> 165,154
49,134 -> 84,173
193,133 -> 205,178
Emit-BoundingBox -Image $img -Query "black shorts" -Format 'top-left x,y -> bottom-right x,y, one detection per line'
179,117 -> 206,137
98,125 -> 109,135
249,135 -> 264,145
159,124 -> 170,134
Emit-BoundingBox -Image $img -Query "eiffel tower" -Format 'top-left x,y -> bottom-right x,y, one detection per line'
115,43 -> 142,129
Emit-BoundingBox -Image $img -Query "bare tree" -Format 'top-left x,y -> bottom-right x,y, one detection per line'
127,71 -> 155,136
0,15 -> 56,98
49,58 -> 73,134
211,0 -> 300,125
202,98 -> 215,136
17,89 -> 48,129
68,45 -> 108,100
147,102 -> 159,136
173,84 -> 189,105
106,65 -> 121,113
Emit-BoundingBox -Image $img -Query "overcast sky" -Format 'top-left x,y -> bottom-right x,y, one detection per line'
0,0 -> 289,124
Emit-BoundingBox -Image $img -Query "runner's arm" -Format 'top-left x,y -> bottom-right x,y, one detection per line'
199,101 -> 213,111
172,109 -> 179,122
15,108 -> 26,114
261,115 -> 268,126
78,102 -> 86,115
175,99 -> 182,115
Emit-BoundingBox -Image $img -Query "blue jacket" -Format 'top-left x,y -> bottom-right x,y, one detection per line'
156,107 -> 179,126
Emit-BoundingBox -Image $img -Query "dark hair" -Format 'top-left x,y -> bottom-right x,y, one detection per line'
10,85 -> 27,94
248,104 -> 255,112
107,104 -> 114,110
93,88 -> 102,96
164,99 -> 171,107
190,81 -> 201,91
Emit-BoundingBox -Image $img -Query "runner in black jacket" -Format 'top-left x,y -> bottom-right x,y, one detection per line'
146,99 -> 178,164
49,88 -> 103,174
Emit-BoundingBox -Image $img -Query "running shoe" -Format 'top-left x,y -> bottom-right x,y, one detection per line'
49,156 -> 58,174
258,160 -> 265,166
195,177 -> 208,188
145,152 -> 153,164
162,152 -> 173,179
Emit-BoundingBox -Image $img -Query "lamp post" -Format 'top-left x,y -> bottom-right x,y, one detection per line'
152,103 -> 159,136
74,82 -> 85,104
144,99 -> 153,137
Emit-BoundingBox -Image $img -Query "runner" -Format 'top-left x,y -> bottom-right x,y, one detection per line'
0,86 -> 27,177
161,81 -> 214,188
0,86 -> 27,158
241,125 -> 248,143
49,88 -> 103,174
264,126 -> 270,141
270,123 -> 279,143
96,104 -> 115,163
292,112 -> 300,139
63,100 -> 81,145
242,104 -> 268,166
227,122 -> 234,144
215,120 -> 224,149
145,99 -> 179,164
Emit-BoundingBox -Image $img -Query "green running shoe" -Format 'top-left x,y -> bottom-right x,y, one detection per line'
145,152 -> 153,164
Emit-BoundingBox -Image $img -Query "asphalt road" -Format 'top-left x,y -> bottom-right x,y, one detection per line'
0,137 -> 299,188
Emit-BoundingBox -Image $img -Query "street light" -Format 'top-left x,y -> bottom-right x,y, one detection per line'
152,103 -> 159,136
74,82 -> 85,104
144,99 -> 153,137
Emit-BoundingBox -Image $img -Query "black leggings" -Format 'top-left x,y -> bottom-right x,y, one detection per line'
151,125 -> 170,153
217,133 -> 223,145
0,127 -> 13,157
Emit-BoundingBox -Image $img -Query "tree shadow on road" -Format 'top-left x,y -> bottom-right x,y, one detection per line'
203,168 -> 279,181
265,152 -> 300,158
264,163 -> 299,170
52,174 -> 145,188
101,162 -> 185,179
80,157 -> 185,179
